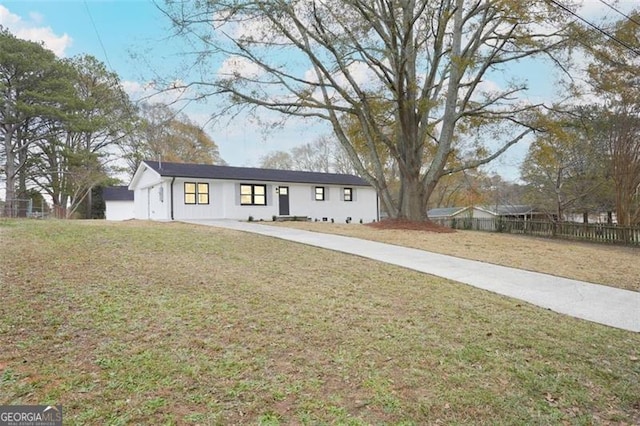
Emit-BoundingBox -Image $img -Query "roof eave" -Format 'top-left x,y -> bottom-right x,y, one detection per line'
128,161 -> 161,190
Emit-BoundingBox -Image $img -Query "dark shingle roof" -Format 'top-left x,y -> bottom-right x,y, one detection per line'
427,206 -> 467,218
143,161 -> 371,186
103,186 -> 134,201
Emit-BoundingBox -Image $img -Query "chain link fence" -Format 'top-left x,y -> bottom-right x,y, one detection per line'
0,199 -> 49,218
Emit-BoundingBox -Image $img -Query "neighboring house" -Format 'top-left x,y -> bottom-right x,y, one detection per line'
563,211 -> 616,224
428,204 -> 543,221
428,204 -> 545,231
427,206 -> 494,220
481,204 -> 546,221
103,186 -> 135,221
128,160 -> 379,222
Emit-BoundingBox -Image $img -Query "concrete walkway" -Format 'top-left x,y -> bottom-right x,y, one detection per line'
186,220 -> 640,332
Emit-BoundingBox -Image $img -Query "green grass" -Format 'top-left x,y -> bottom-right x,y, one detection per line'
0,220 -> 639,425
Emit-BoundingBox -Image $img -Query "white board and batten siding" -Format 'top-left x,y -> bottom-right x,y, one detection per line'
170,179 -> 377,222
128,161 -> 379,222
103,186 -> 135,221
105,201 -> 135,221
131,166 -> 172,220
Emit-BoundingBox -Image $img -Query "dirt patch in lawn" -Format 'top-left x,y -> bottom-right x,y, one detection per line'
269,221 -> 640,292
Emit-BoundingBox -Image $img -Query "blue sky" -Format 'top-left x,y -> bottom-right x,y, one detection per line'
1,0 -> 317,170
1,0 -> 636,181
1,1 -> 160,79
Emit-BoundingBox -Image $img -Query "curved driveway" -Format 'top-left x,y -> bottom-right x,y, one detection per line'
186,220 -> 640,332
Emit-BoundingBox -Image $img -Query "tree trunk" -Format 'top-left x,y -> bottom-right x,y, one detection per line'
398,173 -> 426,221
86,186 -> 93,219
4,161 -> 16,217
2,126 -> 17,217
17,133 -> 29,217
615,187 -> 631,227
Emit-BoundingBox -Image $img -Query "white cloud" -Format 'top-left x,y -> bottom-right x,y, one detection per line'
120,80 -> 147,97
28,11 -> 44,24
477,79 -> 502,95
0,5 -> 20,26
299,60 -> 379,106
0,5 -> 72,57
218,55 -> 265,79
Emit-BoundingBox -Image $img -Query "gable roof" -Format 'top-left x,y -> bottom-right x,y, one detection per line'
103,186 -> 134,201
427,206 -> 469,218
427,205 -> 538,218
481,204 -> 535,216
141,160 -> 372,186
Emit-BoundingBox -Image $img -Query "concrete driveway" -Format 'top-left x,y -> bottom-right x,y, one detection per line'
186,220 -> 640,332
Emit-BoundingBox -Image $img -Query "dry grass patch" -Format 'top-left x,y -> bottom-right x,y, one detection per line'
0,220 -> 639,425
268,221 -> 640,292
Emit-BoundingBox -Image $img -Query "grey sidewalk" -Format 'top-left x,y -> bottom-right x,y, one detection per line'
187,220 -> 640,332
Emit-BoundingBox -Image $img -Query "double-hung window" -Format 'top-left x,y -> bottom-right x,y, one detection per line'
343,187 -> 353,202
185,182 -> 209,205
240,184 -> 267,205
315,186 -> 325,201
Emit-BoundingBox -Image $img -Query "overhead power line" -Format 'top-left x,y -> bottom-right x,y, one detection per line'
597,0 -> 640,28
547,0 -> 640,56
83,0 -> 114,71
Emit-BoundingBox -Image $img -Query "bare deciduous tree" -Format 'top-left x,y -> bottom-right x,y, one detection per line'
162,0 -> 572,220
122,103 -> 226,177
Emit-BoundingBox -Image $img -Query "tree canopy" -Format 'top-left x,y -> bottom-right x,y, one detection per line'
0,28 -> 76,216
122,102 -> 226,176
0,27 -> 226,218
520,108 -> 613,221
581,10 -> 640,225
162,0 -> 574,220
259,136 -> 352,174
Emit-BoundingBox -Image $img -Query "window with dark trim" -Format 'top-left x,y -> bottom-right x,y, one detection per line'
240,184 -> 267,205
344,187 -> 353,202
184,182 -> 209,205
315,186 -> 325,201
198,183 -> 209,204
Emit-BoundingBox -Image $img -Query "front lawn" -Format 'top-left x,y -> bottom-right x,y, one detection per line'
1,220 -> 638,424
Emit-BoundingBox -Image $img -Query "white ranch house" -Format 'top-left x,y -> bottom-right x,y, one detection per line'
128,161 -> 379,222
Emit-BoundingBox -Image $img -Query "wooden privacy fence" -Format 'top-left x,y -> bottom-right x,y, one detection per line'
431,217 -> 640,246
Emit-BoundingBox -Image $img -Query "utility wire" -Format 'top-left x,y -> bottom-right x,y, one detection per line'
547,0 -> 640,56
82,0 -> 147,170
597,0 -> 640,28
83,0 -> 115,71
82,0 -> 197,131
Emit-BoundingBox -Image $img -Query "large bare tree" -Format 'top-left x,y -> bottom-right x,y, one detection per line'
121,103 -> 226,177
162,0 -> 572,220
259,136 -> 348,173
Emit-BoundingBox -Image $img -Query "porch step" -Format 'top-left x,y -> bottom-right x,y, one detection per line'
275,216 -> 310,222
